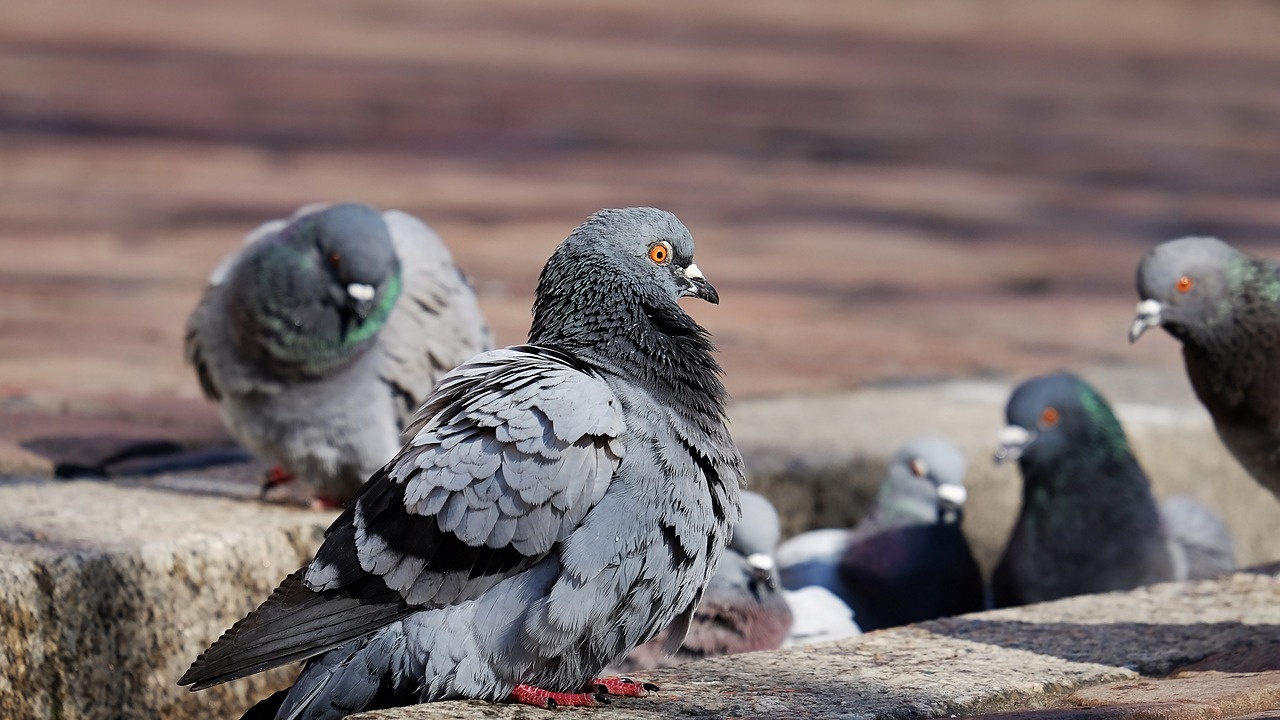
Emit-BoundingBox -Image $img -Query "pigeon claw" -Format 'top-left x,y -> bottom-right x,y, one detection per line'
509,684 -> 608,708
591,676 -> 658,697
262,466 -> 296,491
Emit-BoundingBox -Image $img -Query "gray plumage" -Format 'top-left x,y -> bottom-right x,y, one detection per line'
179,207 -> 743,718
185,202 -> 492,503
992,372 -> 1236,608
776,436 -> 983,631
1131,236 -> 1280,502
615,491 -> 792,671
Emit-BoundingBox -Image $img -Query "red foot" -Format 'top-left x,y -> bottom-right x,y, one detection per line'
263,466 -> 296,489
309,493 -> 345,511
590,677 -> 658,697
509,684 -> 607,708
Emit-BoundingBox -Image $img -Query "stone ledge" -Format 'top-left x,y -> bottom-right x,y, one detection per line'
348,572 -> 1280,719
1,375 -> 1278,718
0,479 -> 333,719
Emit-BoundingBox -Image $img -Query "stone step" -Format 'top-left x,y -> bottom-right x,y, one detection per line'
1,373 -> 1278,718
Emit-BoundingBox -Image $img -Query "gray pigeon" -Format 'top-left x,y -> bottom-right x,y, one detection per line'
776,436 -> 984,631
615,491 -> 793,671
185,202 -> 492,506
179,207 -> 743,717
1131,236 -> 1280,502
992,372 -> 1236,608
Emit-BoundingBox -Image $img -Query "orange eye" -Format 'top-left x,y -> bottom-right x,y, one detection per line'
1176,275 -> 1194,294
328,251 -> 343,269
1040,406 -> 1060,428
648,243 -> 670,264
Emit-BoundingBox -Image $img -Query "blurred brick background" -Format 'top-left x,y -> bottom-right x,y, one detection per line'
4,0 -> 1280,454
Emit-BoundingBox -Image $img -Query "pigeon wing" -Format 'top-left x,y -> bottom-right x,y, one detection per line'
180,345 -> 624,690
182,216 -> 290,401
377,210 -> 494,426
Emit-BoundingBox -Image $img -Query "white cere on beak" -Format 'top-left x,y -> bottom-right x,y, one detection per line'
994,424 -> 1033,463
347,283 -> 376,302
935,482 -> 968,507
1129,299 -> 1164,343
683,263 -> 705,280
746,552 -> 775,573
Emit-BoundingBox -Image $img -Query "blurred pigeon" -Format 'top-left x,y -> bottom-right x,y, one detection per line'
615,492 -> 793,671
179,207 -> 743,717
1131,236 -> 1280,502
185,202 -> 492,505
777,436 -> 984,631
992,372 -> 1236,608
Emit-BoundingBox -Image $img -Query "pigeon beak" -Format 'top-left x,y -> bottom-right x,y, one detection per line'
1129,299 -> 1163,343
680,264 -> 720,305
994,424 -> 1033,464
346,283 -> 377,321
935,482 -> 968,511
746,552 -> 777,590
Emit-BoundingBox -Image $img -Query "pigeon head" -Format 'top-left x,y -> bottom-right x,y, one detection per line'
229,202 -> 403,377
1130,237 -> 1244,345
530,208 -> 723,394
873,436 -> 968,526
730,491 -> 782,590
995,372 -> 1130,475
283,203 -> 402,323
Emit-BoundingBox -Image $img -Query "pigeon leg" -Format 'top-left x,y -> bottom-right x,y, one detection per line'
309,494 -> 345,511
261,465 -> 296,494
590,677 -> 659,697
508,684 -> 609,708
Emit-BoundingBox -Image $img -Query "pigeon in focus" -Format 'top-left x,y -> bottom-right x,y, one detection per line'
992,372 -> 1236,608
776,436 -> 984,631
185,202 -> 492,506
615,491 -> 793,671
1131,236 -> 1280,502
179,207 -> 743,718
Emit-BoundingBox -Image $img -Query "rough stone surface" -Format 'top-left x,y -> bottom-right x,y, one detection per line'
1069,672 -> 1280,719
0,479 -> 333,719
344,573 -> 1280,720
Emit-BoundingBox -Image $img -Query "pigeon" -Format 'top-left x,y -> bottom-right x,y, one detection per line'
776,436 -> 984,631
614,491 -> 793,671
992,372 -> 1236,608
1131,236 -> 1280,502
179,207 -> 743,718
184,202 -> 492,505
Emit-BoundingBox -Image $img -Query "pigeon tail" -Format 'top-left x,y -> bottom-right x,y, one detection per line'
180,570 -> 411,690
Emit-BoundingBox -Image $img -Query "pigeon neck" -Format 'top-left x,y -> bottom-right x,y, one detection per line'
1179,258 -> 1280,406
1019,450 -> 1162,538
531,291 -> 728,419
229,245 -> 400,379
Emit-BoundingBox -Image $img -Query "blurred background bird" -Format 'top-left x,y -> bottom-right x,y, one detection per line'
185,202 -> 492,507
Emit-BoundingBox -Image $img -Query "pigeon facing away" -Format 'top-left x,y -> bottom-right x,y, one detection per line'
776,436 -> 984,632
615,491 -> 793,671
185,202 -> 492,505
1131,236 -> 1280,502
179,207 -> 743,717
992,372 -> 1236,608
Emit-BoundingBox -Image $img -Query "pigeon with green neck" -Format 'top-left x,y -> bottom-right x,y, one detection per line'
993,372 -> 1235,607
185,202 -> 492,507
1130,236 -> 1280,503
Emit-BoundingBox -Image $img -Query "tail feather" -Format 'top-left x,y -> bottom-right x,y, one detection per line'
179,570 -> 412,691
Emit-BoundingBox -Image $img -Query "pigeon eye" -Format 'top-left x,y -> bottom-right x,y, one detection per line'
908,458 -> 928,478
648,243 -> 671,264
1039,407 -> 1060,428
1176,275 -> 1194,294
328,251 -> 343,270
